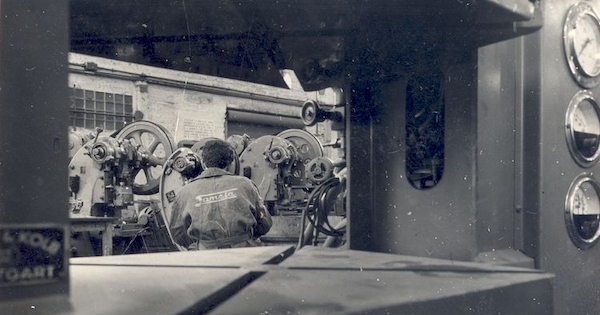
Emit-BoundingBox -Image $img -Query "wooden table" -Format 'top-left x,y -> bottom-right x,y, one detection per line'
70,217 -> 118,256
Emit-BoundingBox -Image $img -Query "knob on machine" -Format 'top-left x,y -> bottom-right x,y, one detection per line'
301,100 -> 343,127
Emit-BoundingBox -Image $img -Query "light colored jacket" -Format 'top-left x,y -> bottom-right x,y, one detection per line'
169,168 -> 272,249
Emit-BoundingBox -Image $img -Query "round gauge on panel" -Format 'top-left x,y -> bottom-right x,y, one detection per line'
565,174 -> 600,249
565,90 -> 600,167
564,2 -> 600,88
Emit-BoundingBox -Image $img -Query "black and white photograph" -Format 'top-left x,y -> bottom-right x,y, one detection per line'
1,1 -> 599,314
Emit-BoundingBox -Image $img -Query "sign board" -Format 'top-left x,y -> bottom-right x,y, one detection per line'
0,225 -> 66,286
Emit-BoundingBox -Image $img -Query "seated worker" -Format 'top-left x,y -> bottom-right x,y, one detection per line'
169,139 -> 273,250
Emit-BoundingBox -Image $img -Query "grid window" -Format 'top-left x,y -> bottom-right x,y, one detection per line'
69,88 -> 134,131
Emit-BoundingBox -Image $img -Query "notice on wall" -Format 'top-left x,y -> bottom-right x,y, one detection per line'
174,107 -> 226,142
181,117 -> 219,140
0,225 -> 66,286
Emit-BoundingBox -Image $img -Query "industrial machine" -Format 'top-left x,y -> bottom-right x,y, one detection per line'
68,121 -> 178,254
69,120 -> 176,217
67,109 -> 347,253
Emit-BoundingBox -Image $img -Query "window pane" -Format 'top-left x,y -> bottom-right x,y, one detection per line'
84,98 -> 94,110
96,100 -> 105,111
95,91 -> 104,101
85,90 -> 94,100
75,98 -> 84,109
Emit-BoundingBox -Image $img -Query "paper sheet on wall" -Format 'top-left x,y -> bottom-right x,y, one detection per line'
180,117 -> 219,141
173,106 -> 226,143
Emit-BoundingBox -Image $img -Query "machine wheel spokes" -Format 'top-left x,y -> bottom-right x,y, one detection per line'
116,121 -> 176,195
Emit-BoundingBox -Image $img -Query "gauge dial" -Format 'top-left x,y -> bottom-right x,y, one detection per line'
564,2 -> 600,88
573,14 -> 600,76
565,90 -> 600,167
565,174 -> 600,249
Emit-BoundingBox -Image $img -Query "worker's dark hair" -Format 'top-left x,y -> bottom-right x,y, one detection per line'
201,139 -> 234,169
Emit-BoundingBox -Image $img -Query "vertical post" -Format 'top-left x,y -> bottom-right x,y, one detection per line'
102,222 -> 114,256
0,0 -> 70,302
346,81 -> 377,251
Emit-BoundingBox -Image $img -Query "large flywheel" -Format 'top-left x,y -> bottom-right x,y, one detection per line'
115,121 -> 176,195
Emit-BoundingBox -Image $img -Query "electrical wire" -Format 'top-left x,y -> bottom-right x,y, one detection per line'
306,177 -> 345,236
297,177 -> 345,249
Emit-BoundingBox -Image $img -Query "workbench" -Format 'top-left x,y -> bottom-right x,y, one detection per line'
70,217 -> 117,256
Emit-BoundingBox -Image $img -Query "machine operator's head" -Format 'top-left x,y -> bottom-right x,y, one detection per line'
200,139 -> 234,169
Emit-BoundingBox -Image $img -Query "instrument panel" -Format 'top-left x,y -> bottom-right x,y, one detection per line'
564,2 -> 600,88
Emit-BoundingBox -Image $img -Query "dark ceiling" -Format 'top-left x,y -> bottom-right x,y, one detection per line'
70,0 -> 540,91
